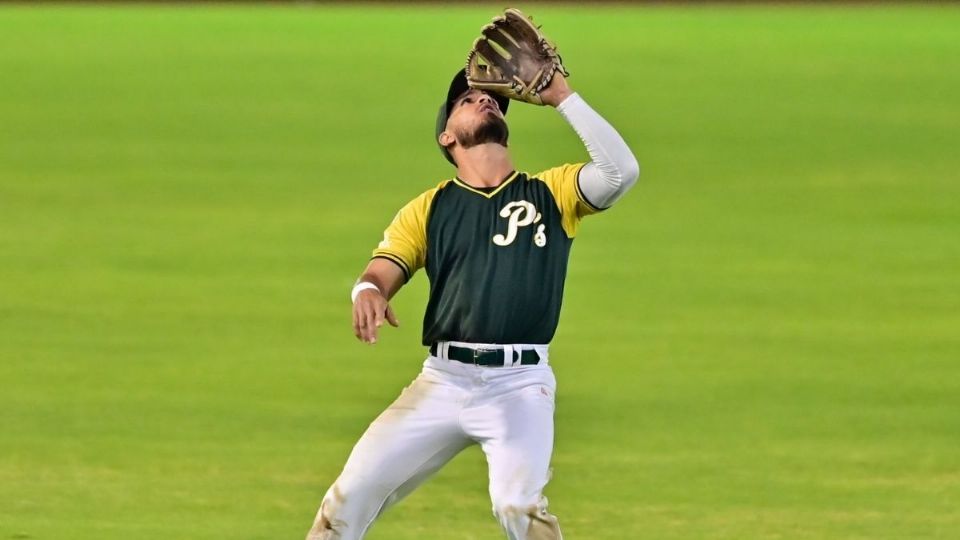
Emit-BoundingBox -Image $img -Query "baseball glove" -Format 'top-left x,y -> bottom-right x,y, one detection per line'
465,8 -> 569,106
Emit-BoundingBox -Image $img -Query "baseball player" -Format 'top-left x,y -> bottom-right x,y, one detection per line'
307,11 -> 639,540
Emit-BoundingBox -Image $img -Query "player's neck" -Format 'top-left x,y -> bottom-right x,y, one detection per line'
455,144 -> 514,188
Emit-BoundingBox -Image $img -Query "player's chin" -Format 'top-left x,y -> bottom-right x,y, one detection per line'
476,120 -> 509,147
456,116 -> 509,149
479,113 -> 506,130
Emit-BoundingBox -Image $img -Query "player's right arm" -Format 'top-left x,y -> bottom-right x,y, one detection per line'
352,187 -> 436,344
352,258 -> 405,344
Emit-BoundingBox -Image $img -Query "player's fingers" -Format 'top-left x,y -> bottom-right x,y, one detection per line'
385,305 -> 400,328
374,301 -> 385,328
362,303 -> 379,344
357,302 -> 369,338
353,303 -> 368,339
352,307 -> 363,340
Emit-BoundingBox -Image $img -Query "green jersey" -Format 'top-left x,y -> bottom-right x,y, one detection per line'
372,163 -> 601,345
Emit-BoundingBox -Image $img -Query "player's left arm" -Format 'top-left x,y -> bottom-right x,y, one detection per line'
539,73 -> 640,209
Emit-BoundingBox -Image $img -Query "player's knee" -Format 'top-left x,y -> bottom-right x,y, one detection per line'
306,503 -> 341,540
491,496 -> 562,540
306,484 -> 351,540
307,494 -> 345,540
307,478 -> 396,540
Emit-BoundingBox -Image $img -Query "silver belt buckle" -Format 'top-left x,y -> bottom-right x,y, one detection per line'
473,347 -> 495,363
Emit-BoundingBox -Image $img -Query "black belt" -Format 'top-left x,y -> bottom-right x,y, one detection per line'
429,343 -> 540,367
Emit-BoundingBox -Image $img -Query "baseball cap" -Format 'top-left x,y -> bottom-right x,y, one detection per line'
435,68 -> 510,166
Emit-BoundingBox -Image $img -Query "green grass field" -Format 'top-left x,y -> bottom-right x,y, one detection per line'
1,3 -> 958,539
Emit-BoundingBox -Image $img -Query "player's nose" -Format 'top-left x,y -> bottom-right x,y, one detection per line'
477,92 -> 499,112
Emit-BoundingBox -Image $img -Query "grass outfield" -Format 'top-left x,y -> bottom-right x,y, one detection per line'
1,3 -> 958,539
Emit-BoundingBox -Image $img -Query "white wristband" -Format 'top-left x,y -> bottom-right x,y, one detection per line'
351,281 -> 380,303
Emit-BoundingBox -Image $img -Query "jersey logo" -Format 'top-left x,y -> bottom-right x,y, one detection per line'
493,201 -> 547,247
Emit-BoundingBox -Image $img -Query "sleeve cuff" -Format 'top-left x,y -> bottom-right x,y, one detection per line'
574,163 -> 606,212
371,253 -> 412,282
555,92 -> 583,115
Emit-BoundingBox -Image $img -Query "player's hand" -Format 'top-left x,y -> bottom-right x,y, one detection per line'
539,72 -> 573,108
352,289 -> 399,344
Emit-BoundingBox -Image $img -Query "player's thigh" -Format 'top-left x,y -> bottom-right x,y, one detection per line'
336,373 -> 469,496
475,378 -> 557,504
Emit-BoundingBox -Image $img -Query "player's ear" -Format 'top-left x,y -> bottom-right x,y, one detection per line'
438,131 -> 456,149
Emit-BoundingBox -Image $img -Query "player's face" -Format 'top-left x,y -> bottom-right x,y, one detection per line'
446,89 -> 509,149
451,89 -> 503,121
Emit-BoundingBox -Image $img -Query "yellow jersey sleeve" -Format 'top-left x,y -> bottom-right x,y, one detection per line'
371,182 -> 446,281
533,162 -> 601,238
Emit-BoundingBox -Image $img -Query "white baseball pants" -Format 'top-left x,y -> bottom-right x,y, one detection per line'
307,352 -> 562,540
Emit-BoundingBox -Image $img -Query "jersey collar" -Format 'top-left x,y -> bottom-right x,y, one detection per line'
453,170 -> 520,199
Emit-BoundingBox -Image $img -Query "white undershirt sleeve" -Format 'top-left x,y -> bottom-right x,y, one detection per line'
555,92 -> 640,209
